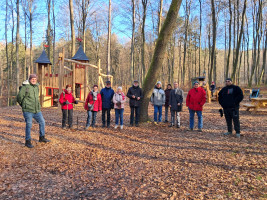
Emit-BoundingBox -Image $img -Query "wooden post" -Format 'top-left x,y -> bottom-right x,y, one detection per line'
72,56 -> 76,98
41,65 -> 45,107
84,63 -> 87,101
98,59 -> 101,88
58,49 -> 64,109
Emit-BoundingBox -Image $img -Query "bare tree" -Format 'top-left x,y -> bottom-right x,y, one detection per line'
209,0 -> 216,84
107,0 -> 111,78
16,0 -> 20,95
140,0 -> 182,122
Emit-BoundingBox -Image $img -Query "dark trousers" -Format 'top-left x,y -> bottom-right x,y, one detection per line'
130,106 -> 140,125
102,108 -> 111,126
62,109 -> 73,128
223,107 -> 240,133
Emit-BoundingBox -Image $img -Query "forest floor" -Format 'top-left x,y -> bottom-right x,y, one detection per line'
0,98 -> 266,199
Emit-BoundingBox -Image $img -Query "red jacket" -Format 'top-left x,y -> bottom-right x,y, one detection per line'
59,90 -> 76,110
186,87 -> 206,111
84,92 -> 102,112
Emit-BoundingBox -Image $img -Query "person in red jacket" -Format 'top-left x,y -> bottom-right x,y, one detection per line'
84,85 -> 102,129
186,81 -> 206,132
59,85 -> 78,129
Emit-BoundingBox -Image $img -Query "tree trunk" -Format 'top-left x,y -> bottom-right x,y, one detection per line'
158,0 -> 163,34
141,0 -> 148,84
107,0 -> 111,78
231,0 -> 246,82
24,9 -> 27,80
16,0 -> 20,95
209,0 -> 216,85
140,0 -> 182,122
46,0 -> 52,61
226,0 -> 232,79
6,0 -> 10,106
69,0 -> 75,95
52,0 -> 56,73
130,0 -> 135,80
198,0 -> 202,76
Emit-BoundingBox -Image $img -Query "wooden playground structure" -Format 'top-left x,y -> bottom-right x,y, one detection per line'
35,46 -> 113,107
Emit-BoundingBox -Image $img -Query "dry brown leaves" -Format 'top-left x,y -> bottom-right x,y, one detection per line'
0,100 -> 266,199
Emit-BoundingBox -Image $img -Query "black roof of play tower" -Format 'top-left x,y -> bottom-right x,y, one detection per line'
71,45 -> 89,61
35,50 -> 52,65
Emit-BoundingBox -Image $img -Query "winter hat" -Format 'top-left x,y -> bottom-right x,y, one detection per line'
156,81 -> 162,85
117,86 -> 122,91
106,81 -> 111,85
226,78 -> 232,82
193,81 -> 199,85
93,85 -> 98,88
133,80 -> 139,83
29,74 -> 37,80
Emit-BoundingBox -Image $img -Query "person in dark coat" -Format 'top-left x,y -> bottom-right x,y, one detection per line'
210,81 -> 216,97
127,80 -> 143,126
169,82 -> 184,128
218,78 -> 244,138
100,81 -> 115,128
164,84 -> 172,123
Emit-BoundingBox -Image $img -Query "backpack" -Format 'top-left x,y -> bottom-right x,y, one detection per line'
17,85 -> 30,107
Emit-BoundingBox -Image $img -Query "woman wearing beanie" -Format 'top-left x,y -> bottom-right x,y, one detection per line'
113,86 -> 126,129
59,85 -> 78,129
84,85 -> 102,129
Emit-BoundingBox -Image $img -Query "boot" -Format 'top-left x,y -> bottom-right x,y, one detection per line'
39,136 -> 50,143
169,124 -> 174,127
25,140 -> 34,148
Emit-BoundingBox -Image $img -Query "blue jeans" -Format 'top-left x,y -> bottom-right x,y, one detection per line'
189,108 -> 203,129
86,111 -> 97,127
154,105 -> 163,122
23,112 -> 45,141
115,109 -> 124,125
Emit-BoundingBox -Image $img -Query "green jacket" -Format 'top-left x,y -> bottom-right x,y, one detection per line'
17,80 -> 41,113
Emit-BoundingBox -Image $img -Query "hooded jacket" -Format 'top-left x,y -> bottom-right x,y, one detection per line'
164,88 -> 172,107
17,80 -> 41,114
218,84 -> 243,108
84,91 -> 102,112
186,87 -> 206,111
59,89 -> 76,110
127,85 -> 143,107
150,86 -> 165,106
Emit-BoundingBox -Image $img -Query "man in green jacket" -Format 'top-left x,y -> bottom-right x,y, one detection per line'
17,74 -> 50,148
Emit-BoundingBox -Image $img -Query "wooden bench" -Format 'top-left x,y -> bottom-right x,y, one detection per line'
243,103 -> 256,111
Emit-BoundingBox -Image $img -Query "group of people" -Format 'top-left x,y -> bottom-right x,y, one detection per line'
17,74 -> 244,148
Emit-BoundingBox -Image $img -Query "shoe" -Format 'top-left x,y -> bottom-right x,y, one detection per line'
177,125 -> 180,128
129,124 -> 133,127
62,126 -> 67,130
39,136 -> 50,143
102,124 -> 105,128
187,128 -> 193,131
236,133 -> 241,138
153,122 -> 158,125
169,124 -> 174,127
107,125 -> 110,128
114,125 -> 118,129
164,120 -> 168,123
25,140 -> 34,148
85,126 -> 90,130
135,124 -> 139,127
198,129 -> 202,132
91,125 -> 96,128
120,125 -> 123,130
224,132 -> 232,136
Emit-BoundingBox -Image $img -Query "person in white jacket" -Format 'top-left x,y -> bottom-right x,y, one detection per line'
150,81 -> 166,124
113,87 -> 126,129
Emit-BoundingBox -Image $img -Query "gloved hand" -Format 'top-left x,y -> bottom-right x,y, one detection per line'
116,101 -> 121,107
74,100 -> 78,104
65,100 -> 70,105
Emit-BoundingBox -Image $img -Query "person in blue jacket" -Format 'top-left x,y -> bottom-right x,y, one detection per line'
100,81 -> 115,128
